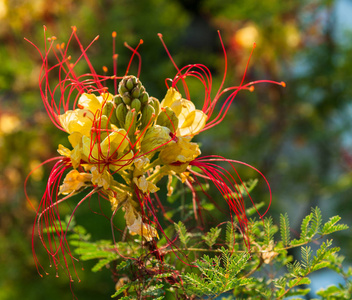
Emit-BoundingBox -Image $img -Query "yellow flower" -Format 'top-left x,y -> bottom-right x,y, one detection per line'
59,170 -> 92,195
159,135 -> 201,172
161,88 -> 207,136
82,128 -> 134,171
58,92 -> 114,136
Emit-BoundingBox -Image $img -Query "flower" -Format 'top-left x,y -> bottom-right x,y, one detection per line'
26,26 -> 284,279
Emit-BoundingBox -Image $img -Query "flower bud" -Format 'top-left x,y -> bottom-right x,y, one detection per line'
156,107 -> 179,133
116,103 -> 127,127
126,77 -> 135,91
131,98 -> 141,113
139,92 -> 149,106
118,84 -> 128,95
149,97 -> 160,116
141,125 -> 171,154
131,86 -> 141,99
102,101 -> 118,125
122,92 -> 132,105
124,109 -> 137,140
114,95 -> 123,106
141,104 -> 155,129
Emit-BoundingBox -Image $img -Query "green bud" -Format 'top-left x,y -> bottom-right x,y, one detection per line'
126,77 -> 135,91
139,92 -> 149,106
102,101 -> 118,125
156,107 -> 179,133
124,109 -> 137,140
118,84 -> 128,95
141,104 -> 155,129
149,97 -> 160,116
140,125 -> 171,154
122,92 -> 132,105
113,95 -> 123,106
131,98 -> 141,113
131,86 -> 140,99
116,103 -> 127,127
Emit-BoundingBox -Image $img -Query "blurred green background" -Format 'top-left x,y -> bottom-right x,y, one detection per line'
1,0 -> 352,299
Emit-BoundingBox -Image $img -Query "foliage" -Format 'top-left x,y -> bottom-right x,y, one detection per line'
47,207 -> 350,299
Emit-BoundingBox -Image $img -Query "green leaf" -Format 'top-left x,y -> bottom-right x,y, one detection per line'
91,255 -> 116,272
288,277 -> 311,288
301,246 -> 313,271
174,221 -> 190,247
321,216 -> 349,235
280,213 -> 290,247
202,227 -> 222,248
307,207 -> 322,238
264,217 -> 276,246
300,213 -> 312,241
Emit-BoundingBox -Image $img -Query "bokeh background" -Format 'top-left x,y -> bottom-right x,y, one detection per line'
1,0 -> 352,299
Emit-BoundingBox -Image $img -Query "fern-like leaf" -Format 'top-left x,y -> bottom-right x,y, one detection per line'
202,227 -> 222,248
280,213 -> 290,247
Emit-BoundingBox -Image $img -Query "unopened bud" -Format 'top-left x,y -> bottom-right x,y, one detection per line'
131,86 -> 140,99
102,101 -> 118,124
139,92 -> 149,106
141,104 -> 155,129
156,107 -> 179,133
116,103 -> 127,127
126,77 -> 134,91
118,84 -> 128,95
124,109 -> 137,140
113,95 -> 123,106
122,92 -> 132,105
149,97 -> 160,116
141,125 -> 171,154
131,98 -> 141,113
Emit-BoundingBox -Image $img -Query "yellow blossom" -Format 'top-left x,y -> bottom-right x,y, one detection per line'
159,135 -> 201,172
82,129 -> 134,171
161,88 -> 207,136
59,170 -> 93,195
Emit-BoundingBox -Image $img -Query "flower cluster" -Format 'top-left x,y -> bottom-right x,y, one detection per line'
26,26 -> 285,279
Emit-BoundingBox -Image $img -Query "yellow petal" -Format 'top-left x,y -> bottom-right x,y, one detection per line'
159,136 -> 200,165
70,145 -> 82,168
100,129 -> 130,157
90,166 -> 112,190
161,87 -> 182,108
59,109 -> 93,136
78,93 -> 103,114
133,175 -> 159,194
178,110 -> 207,136
59,170 -> 92,195
109,150 -> 134,172
124,202 -> 158,241
57,144 -> 71,157
68,132 -> 83,148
